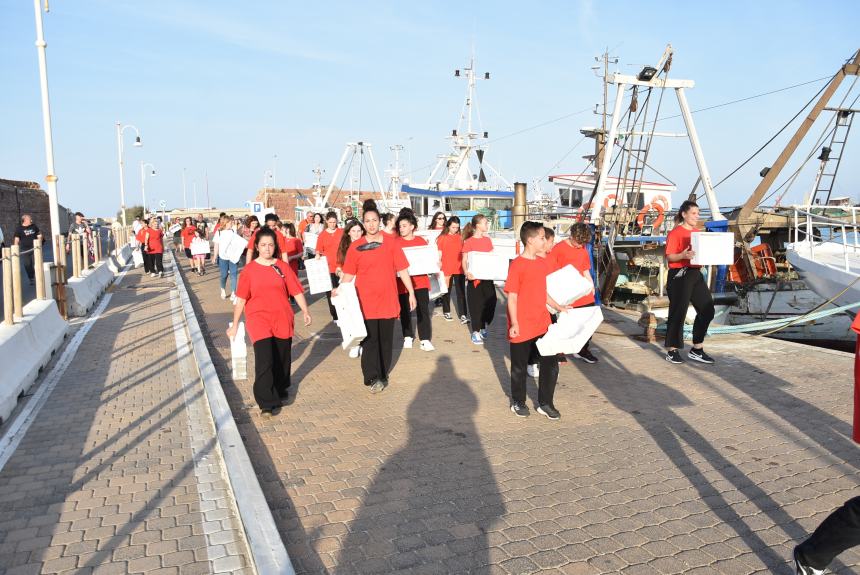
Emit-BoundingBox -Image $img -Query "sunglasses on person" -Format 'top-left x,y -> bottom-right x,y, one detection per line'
271,264 -> 286,279
435,216 -> 446,221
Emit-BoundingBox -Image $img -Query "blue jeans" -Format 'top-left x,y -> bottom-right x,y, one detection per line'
218,258 -> 238,293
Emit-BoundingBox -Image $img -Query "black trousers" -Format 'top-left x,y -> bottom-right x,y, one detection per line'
361,318 -> 395,385
796,496 -> 860,570
665,268 -> 714,349
399,288 -> 431,341
510,336 -> 558,406
142,251 -> 153,274
467,279 -> 497,333
151,252 -> 164,274
325,273 -> 341,321
21,252 -> 35,280
253,336 -> 292,411
441,273 -> 467,317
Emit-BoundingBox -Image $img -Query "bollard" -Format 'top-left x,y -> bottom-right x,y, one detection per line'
637,311 -> 658,343
11,245 -> 23,321
513,182 -> 528,234
94,230 -> 102,262
2,248 -> 12,325
71,234 -> 81,279
34,236 -> 46,300
54,235 -> 68,320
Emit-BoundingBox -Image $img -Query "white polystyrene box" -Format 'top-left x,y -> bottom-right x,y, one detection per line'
428,272 -> 448,300
536,306 -> 603,356
402,245 -> 441,275
690,232 -> 734,266
467,251 -> 509,281
228,321 -> 248,380
304,256 -> 333,295
546,265 -> 593,309
303,231 -> 319,251
415,229 -> 442,244
331,281 -> 367,350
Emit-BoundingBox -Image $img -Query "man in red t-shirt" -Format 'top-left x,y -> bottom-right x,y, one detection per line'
505,221 -> 567,420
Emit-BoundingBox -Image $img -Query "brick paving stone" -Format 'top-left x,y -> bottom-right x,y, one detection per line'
0,262 -> 251,574
182,254 -> 860,574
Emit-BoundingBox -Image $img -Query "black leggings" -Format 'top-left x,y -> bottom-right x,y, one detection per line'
150,252 -> 164,274
252,336 -> 292,411
361,318 -> 395,385
142,251 -> 153,274
665,268 -> 714,349
796,496 -> 860,570
325,273 -> 341,321
467,279 -> 497,333
510,336 -> 558,406
399,288 -> 431,341
441,273 -> 467,317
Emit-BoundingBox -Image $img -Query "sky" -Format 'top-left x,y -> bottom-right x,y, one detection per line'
1,0 -> 858,218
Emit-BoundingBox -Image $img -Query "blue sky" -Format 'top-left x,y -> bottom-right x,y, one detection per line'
1,0 -> 857,217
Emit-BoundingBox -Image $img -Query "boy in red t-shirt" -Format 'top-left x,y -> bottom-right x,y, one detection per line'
505,221 -> 567,420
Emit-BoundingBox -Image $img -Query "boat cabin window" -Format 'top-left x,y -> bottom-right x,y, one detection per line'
410,196 -> 423,215
569,188 -> 584,208
446,198 -> 471,212
489,199 -> 512,211
559,188 -> 570,206
472,198 -> 488,210
625,192 -> 646,210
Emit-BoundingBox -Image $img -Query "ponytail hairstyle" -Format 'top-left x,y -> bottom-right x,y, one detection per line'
441,215 -> 461,236
252,227 -> 281,260
381,213 -> 395,227
675,200 -> 699,224
361,199 -> 379,219
462,213 -> 487,240
395,210 -> 418,236
337,220 -> 365,265
283,222 -> 297,238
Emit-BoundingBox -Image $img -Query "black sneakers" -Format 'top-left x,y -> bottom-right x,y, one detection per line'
665,349 -> 684,364
537,404 -> 561,420
510,402 -> 529,417
793,547 -> 825,575
688,348 -> 715,364
574,349 -> 598,364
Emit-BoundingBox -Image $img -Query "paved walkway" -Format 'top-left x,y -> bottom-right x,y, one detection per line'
0,258 -> 251,574
183,261 -> 860,575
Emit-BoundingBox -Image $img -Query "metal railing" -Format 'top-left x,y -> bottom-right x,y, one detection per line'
792,207 -> 860,273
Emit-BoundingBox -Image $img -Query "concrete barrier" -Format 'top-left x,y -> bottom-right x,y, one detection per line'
0,299 -> 67,424
65,263 -> 114,317
107,244 -> 133,273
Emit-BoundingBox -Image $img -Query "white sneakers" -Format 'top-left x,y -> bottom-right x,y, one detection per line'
348,345 -> 362,359
419,340 -> 435,352
229,293 -> 237,304
220,288 -> 227,299
403,337 -> 414,349
527,364 -> 540,378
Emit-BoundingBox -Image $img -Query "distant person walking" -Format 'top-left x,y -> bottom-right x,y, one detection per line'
437,215 -> 467,323
281,222 -> 304,276
315,211 -> 345,323
226,228 -> 311,418
429,211 -> 447,231
213,215 -> 244,299
135,219 -> 154,276
462,213 -> 497,345
190,229 -> 210,276
395,210 -> 434,351
13,214 -> 41,285
664,200 -> 715,365
67,212 -> 91,269
181,216 -> 197,269
144,218 -> 165,278
336,219 -> 365,359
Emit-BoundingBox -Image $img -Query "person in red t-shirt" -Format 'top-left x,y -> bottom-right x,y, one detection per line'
281,222 -> 304,276
396,210 -> 433,351
436,215 -> 467,323
144,219 -> 165,278
505,222 -> 567,419
181,216 -> 197,269
548,222 -> 598,364
381,213 -> 396,237
336,200 -> 415,393
135,220 -> 154,275
664,200 -> 715,365
462,214 -> 497,345
315,211 -> 345,322
226,228 -> 311,418
247,214 -> 289,264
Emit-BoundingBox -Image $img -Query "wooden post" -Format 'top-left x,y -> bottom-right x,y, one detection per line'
93,230 -> 101,263
71,234 -> 81,278
34,236 -> 46,300
11,245 -> 23,321
54,235 -> 68,319
2,248 -> 12,325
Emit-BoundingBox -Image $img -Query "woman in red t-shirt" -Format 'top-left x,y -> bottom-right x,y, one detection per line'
428,211 -> 447,231
380,213 -> 396,237
336,200 -> 415,393
180,216 -> 197,268
281,222 -> 304,276
226,228 -> 311,418
396,210 -> 433,351
315,211 -> 345,322
461,214 -> 497,345
664,200 -> 715,365
436,215 -> 467,323
144,219 -> 165,278
135,221 -> 153,275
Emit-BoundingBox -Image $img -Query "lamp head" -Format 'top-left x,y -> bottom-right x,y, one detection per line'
151,169 -> 156,176
133,136 -> 142,147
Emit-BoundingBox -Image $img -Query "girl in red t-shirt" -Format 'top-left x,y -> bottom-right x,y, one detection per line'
336,200 -> 415,393
396,210 -> 433,351
336,220 -> 366,358
429,211 -> 447,231
180,217 -> 197,269
380,213 -> 396,237
226,228 -> 311,418
315,211 -> 345,322
436,216 -> 467,323
281,222 -> 304,276
664,200 -> 715,365
461,214 -> 497,345
144,219 -> 165,278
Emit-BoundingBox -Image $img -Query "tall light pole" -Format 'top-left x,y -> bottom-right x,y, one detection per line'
140,162 -> 156,216
32,0 -> 61,263
182,167 -> 187,210
116,123 -> 142,227
272,154 -> 278,190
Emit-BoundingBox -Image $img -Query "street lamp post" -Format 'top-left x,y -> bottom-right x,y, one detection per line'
32,0 -> 61,263
116,122 -> 142,227
140,162 -> 156,217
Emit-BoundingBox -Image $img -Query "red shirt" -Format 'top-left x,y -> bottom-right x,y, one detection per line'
181,226 -> 197,248
463,235 -> 494,286
342,236 -> 409,319
550,240 -> 594,307
666,225 -> 700,269
437,232 -> 464,276
316,228 -> 344,273
283,237 -> 303,275
504,256 -> 552,343
396,236 -> 431,293
144,228 -> 164,254
235,260 -> 304,343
